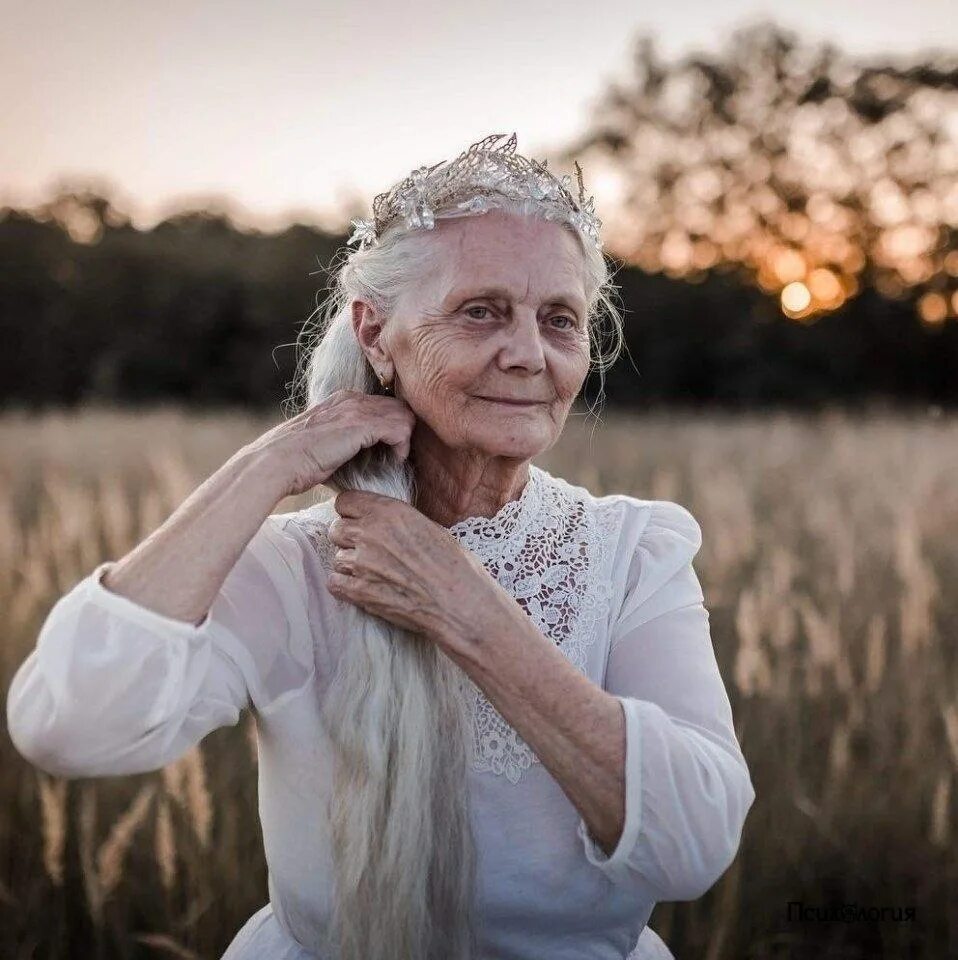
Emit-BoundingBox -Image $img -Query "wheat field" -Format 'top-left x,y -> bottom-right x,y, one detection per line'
1,404 -> 956,959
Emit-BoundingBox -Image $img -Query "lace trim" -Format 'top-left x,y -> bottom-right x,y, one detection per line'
291,466 -> 622,785
453,474 -> 621,783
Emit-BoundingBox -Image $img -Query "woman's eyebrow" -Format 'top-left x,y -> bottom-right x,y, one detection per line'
544,294 -> 586,316
444,286 -> 511,305
446,286 -> 585,314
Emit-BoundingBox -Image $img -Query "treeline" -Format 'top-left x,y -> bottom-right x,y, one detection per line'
6,20 -> 958,412
2,196 -> 957,412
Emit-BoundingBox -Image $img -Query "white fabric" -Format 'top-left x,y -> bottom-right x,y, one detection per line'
6,463 -> 755,959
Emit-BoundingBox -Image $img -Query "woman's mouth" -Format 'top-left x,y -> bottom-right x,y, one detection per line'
476,396 -> 545,407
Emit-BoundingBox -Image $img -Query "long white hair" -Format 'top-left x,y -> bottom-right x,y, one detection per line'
286,196 -> 625,960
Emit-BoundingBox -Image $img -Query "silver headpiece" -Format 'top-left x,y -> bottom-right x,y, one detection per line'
346,131 -> 603,252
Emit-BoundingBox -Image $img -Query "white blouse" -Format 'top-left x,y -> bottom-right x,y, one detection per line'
6,463 -> 755,960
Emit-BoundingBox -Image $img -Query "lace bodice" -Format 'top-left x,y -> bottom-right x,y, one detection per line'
295,464 -> 622,784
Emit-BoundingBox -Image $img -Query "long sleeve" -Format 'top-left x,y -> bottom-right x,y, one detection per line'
576,499 -> 756,901
6,514 -> 315,779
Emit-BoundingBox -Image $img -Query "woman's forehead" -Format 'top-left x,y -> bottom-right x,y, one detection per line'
428,228 -> 586,305
435,208 -> 579,255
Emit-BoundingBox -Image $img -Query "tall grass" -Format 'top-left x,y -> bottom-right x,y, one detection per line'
1,403 -> 956,958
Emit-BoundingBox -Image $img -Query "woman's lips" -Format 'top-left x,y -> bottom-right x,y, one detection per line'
476,396 -> 545,406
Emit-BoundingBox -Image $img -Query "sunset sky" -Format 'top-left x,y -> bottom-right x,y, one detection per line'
1,0 -> 954,232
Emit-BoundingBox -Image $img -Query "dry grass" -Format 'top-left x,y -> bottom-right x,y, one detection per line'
1,403 -> 956,958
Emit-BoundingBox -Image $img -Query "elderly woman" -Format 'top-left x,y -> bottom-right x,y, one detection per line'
7,133 -> 755,960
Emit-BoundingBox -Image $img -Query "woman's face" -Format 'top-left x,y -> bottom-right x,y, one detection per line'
372,208 -> 592,462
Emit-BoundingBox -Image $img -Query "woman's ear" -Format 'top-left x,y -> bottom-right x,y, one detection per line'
351,300 -> 393,380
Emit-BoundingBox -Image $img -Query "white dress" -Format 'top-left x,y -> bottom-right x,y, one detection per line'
6,463 -> 755,960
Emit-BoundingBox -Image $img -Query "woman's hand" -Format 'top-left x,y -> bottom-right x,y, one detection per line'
325,490 -> 515,655
78,390 -> 416,630
241,389 -> 417,500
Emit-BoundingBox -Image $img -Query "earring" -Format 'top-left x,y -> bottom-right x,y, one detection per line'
378,372 -> 393,394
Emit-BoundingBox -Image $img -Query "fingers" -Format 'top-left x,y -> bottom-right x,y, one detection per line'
331,546 -> 357,575
394,434 -> 411,461
334,489 -> 395,517
327,514 -> 359,573
327,516 -> 356,547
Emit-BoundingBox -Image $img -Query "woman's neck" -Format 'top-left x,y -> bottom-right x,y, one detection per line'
410,442 -> 532,529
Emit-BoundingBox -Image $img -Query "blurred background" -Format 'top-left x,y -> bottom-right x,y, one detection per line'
2,2 -> 956,958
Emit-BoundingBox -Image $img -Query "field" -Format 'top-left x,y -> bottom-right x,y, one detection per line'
1,404 -> 956,959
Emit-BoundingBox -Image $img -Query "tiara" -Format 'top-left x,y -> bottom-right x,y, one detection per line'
346,131 -> 603,252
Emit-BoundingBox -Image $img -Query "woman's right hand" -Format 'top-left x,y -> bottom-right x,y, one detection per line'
245,390 -> 418,499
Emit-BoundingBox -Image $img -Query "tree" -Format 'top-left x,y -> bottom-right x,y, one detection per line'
553,21 -> 958,326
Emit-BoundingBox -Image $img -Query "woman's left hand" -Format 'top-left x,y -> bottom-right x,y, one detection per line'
325,489 -> 514,654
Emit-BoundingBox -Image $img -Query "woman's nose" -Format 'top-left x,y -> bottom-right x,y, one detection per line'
497,310 -> 547,372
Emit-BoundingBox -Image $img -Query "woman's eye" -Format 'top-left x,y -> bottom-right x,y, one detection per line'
463,305 -> 577,330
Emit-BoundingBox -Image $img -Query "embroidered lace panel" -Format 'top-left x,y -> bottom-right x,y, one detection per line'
292,465 -> 621,785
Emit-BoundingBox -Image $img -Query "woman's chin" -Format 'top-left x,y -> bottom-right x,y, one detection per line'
468,424 -> 551,459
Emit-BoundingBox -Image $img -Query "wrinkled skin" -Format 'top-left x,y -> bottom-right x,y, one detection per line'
327,208 -> 592,648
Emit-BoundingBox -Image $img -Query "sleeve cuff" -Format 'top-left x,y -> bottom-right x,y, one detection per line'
86,560 -> 261,715
577,695 -> 644,882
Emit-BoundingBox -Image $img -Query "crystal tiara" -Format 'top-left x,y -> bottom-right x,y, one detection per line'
346,131 -> 603,252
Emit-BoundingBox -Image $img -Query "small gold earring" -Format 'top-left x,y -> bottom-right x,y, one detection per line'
378,372 -> 393,394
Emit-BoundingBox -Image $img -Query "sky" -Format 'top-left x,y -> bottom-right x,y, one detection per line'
1,0 -> 955,233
